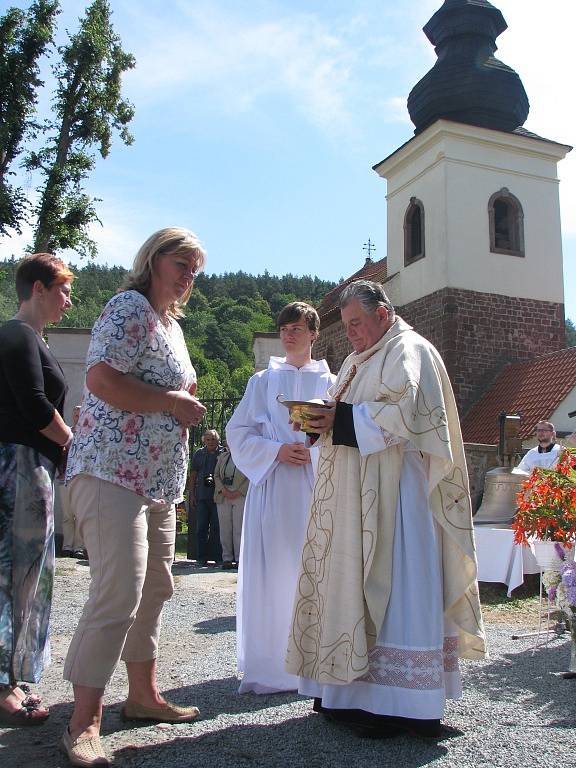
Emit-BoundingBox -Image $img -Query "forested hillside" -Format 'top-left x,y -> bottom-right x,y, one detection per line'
0,258 -> 336,398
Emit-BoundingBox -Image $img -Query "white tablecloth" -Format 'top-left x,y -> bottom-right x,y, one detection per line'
474,527 -> 540,596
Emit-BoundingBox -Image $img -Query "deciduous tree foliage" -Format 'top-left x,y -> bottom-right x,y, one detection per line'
25,0 -> 134,258
0,258 -> 336,397
0,0 -> 59,234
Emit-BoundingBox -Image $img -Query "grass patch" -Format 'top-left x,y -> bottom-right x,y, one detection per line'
479,575 -> 544,627
175,531 -> 189,557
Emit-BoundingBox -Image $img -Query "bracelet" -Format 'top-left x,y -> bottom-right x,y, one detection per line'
60,433 -> 73,449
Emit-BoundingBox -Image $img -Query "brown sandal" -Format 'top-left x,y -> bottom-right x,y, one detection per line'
0,686 -> 49,727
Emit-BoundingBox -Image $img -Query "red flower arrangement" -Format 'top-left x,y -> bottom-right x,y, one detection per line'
512,448 -> 576,546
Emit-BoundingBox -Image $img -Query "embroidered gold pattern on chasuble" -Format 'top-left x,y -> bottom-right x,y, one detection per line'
286,318 -> 486,685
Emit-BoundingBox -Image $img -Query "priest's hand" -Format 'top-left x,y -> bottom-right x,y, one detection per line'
277,443 -> 311,465
305,404 -> 336,434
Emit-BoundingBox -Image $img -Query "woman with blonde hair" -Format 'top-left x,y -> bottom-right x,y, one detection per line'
0,253 -> 74,725
62,227 -> 207,767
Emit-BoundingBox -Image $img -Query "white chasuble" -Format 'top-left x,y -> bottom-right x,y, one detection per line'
286,318 -> 486,695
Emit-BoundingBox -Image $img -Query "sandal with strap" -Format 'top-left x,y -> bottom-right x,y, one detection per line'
14,683 -> 43,707
0,694 -> 50,727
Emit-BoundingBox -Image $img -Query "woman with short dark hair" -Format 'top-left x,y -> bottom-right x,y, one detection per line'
0,253 -> 74,726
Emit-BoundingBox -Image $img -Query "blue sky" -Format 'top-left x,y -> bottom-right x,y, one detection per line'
1,0 -> 575,318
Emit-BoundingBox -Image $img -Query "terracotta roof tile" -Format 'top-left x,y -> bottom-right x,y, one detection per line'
318,257 -> 388,324
461,346 -> 576,444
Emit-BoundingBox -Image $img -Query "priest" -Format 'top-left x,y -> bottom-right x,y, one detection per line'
286,280 -> 486,737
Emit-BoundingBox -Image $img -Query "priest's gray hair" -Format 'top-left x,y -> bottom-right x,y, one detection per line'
339,280 -> 395,316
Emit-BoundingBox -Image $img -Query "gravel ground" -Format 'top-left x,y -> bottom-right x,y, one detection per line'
2,558 -> 575,768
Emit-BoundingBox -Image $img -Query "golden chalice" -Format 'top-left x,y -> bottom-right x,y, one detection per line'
277,395 -> 332,433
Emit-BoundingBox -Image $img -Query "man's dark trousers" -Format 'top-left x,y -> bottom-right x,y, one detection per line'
196,499 -> 222,563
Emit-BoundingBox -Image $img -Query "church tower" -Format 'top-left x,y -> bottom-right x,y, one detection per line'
374,0 -> 571,414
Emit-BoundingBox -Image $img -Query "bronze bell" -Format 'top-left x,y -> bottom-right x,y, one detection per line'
473,467 -> 525,529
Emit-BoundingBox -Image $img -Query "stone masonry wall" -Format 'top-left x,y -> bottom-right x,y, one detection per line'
400,288 -> 565,415
314,313 -> 353,373
315,288 -> 565,417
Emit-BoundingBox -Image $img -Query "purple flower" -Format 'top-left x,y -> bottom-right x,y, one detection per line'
560,561 -> 576,607
554,542 -> 567,560
548,586 -> 557,601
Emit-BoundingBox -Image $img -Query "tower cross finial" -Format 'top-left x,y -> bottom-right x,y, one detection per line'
363,238 -> 376,261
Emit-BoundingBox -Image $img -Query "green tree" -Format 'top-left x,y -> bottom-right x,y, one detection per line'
197,371 -> 226,401
0,256 -> 338,400
25,0 -> 135,258
269,291 -> 298,316
0,256 -> 18,320
0,0 -> 59,234
229,364 -> 253,397
566,318 -> 576,348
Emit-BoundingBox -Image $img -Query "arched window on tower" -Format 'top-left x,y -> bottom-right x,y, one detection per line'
404,197 -> 425,266
488,188 -> 525,256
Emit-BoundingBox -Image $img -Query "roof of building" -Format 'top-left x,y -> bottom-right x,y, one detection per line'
461,346 -> 576,444
407,0 -> 530,135
317,256 -> 388,326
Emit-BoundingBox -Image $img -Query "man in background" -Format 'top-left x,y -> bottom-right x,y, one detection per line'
512,421 -> 562,474
214,445 -> 248,570
189,429 -> 224,566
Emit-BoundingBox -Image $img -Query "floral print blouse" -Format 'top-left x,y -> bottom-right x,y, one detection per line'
66,290 -> 196,503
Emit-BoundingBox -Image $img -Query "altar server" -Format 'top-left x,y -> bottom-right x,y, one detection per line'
226,301 -> 334,693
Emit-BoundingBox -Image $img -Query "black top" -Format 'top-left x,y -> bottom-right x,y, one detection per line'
0,319 -> 67,464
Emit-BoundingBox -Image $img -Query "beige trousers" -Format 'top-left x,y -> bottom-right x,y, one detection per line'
216,497 -> 245,562
63,475 -> 175,688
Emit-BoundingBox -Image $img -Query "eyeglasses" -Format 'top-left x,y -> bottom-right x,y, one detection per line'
174,261 -> 200,279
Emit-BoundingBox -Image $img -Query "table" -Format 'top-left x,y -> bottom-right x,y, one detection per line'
474,527 -> 540,596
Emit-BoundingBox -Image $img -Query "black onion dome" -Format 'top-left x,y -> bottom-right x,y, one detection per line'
407,0 -> 529,134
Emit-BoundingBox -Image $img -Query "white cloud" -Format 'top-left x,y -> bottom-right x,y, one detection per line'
85,207 -> 142,268
122,4 -> 354,133
479,0 -> 576,233
0,192 -> 142,269
119,1 -> 420,140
